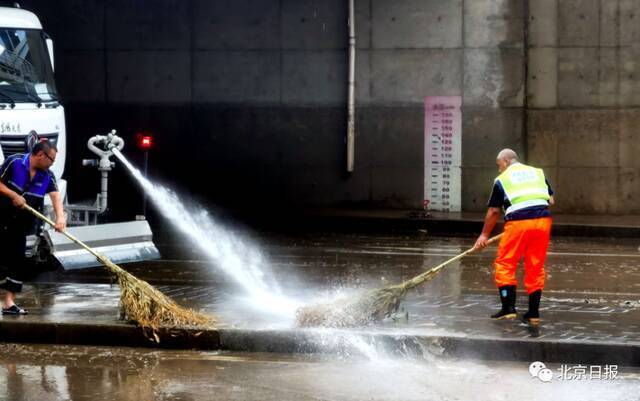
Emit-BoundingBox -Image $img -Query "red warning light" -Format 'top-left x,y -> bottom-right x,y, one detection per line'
136,133 -> 153,151
141,136 -> 152,149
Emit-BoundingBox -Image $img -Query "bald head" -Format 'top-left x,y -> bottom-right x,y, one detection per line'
496,148 -> 518,172
497,148 -> 518,163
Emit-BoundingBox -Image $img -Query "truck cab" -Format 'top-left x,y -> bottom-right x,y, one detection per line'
0,5 -> 67,203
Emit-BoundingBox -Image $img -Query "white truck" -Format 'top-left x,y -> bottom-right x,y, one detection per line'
0,4 -> 159,270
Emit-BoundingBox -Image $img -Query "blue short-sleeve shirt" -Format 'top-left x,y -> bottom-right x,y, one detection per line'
0,153 -> 58,229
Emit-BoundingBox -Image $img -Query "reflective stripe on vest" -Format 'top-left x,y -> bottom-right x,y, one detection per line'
495,163 -> 550,215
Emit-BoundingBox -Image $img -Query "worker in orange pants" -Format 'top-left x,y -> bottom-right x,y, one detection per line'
473,149 -> 554,326
495,217 -> 551,293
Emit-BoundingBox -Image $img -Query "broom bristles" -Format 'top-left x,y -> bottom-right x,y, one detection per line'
296,251 -> 465,327
296,237 -> 500,328
296,285 -> 407,327
101,256 -> 215,338
24,205 -> 215,340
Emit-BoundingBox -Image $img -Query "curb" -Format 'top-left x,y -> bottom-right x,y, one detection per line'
218,329 -> 640,366
1,320 -> 637,366
0,320 -> 220,349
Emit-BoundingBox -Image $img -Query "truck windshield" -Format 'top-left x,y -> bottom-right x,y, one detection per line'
0,28 -> 58,104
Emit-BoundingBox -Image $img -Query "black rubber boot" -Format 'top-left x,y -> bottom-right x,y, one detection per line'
522,290 -> 542,326
491,285 -> 517,319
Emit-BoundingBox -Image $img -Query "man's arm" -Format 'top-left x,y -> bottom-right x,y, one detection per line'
0,180 -> 25,208
0,157 -> 25,208
48,191 -> 66,232
473,207 -> 501,251
473,180 -> 505,251
546,178 -> 555,206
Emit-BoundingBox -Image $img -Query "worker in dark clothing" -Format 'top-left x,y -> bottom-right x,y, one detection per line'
0,139 -> 66,314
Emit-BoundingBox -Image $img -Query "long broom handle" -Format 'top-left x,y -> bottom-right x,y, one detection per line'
23,204 -> 111,266
401,233 -> 503,291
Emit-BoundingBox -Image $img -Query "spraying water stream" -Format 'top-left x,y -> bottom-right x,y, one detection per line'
112,149 -> 302,318
112,149 -> 387,358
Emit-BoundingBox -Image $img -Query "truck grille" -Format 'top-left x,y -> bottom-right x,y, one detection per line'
0,133 -> 59,157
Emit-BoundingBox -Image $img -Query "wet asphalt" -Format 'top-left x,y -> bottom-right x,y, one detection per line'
4,230 -> 640,400
0,343 -> 639,401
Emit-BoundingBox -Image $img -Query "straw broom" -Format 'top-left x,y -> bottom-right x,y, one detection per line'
25,204 -> 215,341
296,234 -> 503,327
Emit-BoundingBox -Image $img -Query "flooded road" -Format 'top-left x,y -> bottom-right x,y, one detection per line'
57,232 -> 640,296
10,232 -> 640,399
26,232 -> 640,340
0,343 -> 638,401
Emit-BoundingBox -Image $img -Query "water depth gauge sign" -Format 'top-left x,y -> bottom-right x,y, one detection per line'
424,96 -> 461,212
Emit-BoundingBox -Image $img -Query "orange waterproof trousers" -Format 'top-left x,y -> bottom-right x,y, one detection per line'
494,217 -> 552,294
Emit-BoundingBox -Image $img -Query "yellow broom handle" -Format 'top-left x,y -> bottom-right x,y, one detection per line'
23,204 -> 105,261
404,233 -> 503,290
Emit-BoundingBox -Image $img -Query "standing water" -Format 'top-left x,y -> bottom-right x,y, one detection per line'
112,149 -> 302,319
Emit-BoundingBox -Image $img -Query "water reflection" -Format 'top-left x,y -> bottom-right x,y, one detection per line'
0,344 -> 638,401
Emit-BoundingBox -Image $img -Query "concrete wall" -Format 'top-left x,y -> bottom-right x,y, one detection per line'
528,0 -> 640,213
16,1 -> 631,214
